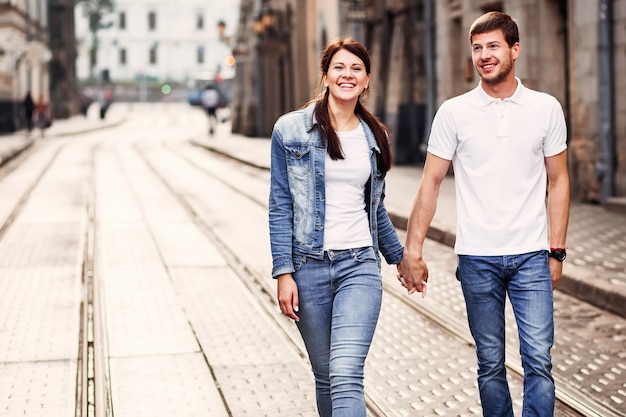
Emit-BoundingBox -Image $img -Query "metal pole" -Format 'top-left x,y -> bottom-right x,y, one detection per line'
597,0 -> 615,204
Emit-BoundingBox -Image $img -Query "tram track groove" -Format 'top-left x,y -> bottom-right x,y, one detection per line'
0,138 -> 108,417
0,142 -> 64,238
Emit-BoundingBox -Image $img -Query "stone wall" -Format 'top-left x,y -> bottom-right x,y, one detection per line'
229,0 -> 626,201
614,0 -> 626,195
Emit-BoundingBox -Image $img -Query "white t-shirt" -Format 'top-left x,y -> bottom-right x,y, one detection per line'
427,79 -> 567,255
323,124 -> 373,251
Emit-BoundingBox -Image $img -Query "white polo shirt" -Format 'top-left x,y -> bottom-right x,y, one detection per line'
427,78 -> 567,256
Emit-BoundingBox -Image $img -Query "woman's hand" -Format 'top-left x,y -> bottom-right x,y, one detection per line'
396,255 -> 429,298
277,274 -> 300,321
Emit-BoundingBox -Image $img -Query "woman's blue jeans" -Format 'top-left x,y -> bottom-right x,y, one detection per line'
293,247 -> 382,417
457,250 -> 555,417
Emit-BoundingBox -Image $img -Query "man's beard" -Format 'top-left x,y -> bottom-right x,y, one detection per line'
480,60 -> 513,85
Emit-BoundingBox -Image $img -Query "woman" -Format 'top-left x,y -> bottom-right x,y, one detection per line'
268,38 -> 404,417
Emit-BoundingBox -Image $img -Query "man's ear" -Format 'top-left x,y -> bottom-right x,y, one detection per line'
512,42 -> 521,61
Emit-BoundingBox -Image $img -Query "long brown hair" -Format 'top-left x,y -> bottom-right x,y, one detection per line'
310,38 -> 393,174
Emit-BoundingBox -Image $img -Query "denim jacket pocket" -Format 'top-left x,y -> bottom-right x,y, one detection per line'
285,144 -> 311,178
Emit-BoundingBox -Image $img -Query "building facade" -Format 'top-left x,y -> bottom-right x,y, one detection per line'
230,0 -> 626,203
0,0 -> 52,132
229,0 -> 344,137
75,0 -> 239,99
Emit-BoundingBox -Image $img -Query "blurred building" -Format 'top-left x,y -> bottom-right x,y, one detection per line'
49,0 -> 79,118
230,0 -> 626,204
75,0 -> 239,100
229,0 -> 339,137
0,0 -> 52,132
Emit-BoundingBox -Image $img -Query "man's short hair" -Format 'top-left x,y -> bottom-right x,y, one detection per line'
469,11 -> 519,47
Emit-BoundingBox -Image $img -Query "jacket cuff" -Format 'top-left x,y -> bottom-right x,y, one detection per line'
271,262 -> 295,279
383,246 -> 404,265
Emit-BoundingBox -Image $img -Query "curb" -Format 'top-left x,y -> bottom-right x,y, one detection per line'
190,138 -> 270,171
389,213 -> 626,319
0,118 -> 127,169
52,118 -> 128,137
0,138 -> 35,168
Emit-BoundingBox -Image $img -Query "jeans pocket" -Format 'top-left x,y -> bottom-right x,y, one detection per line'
293,255 -> 307,272
352,246 -> 377,264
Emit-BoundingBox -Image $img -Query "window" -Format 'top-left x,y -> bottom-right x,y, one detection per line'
149,45 -> 157,64
119,12 -> 126,29
119,48 -> 127,65
196,12 -> 204,30
148,11 -> 156,31
197,46 -> 204,64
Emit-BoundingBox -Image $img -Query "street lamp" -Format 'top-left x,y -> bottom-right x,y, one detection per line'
261,7 -> 276,30
217,19 -> 230,46
253,7 -> 280,38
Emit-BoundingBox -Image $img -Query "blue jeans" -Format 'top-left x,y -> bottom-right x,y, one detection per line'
293,247 -> 382,417
456,251 -> 555,417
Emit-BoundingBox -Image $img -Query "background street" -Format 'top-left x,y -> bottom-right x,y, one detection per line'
0,102 -> 624,417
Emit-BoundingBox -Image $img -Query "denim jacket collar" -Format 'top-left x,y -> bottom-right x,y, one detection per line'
301,102 -> 382,155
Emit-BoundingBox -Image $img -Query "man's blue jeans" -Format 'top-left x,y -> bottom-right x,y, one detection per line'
293,247 -> 382,417
456,251 -> 555,417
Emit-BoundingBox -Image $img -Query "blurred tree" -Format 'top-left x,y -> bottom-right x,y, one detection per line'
77,0 -> 115,81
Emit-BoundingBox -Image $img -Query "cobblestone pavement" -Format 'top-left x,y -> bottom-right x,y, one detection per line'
0,103 -> 624,416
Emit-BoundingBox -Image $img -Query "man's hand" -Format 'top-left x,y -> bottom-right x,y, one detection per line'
548,258 -> 563,290
397,253 -> 429,298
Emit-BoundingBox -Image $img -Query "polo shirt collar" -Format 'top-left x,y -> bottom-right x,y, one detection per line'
475,77 -> 526,106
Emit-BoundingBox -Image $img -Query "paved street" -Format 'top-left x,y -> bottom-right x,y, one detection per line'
0,102 -> 624,417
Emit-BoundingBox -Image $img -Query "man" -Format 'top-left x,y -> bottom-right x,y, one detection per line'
23,91 -> 35,135
201,84 -> 221,135
398,11 -> 570,417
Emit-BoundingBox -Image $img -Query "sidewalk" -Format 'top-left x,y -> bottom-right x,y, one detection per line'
0,105 -> 126,165
2,112 -> 625,319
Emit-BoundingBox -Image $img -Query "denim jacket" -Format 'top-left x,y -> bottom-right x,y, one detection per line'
269,103 -> 404,278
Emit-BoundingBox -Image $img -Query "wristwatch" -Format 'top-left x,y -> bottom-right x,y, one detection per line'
548,248 -> 567,262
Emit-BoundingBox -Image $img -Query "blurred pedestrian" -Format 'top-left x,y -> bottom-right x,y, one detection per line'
99,87 -> 113,119
79,90 -> 93,117
23,91 -> 35,135
200,84 -> 220,135
35,94 -> 49,137
398,11 -> 570,417
269,38 -> 404,417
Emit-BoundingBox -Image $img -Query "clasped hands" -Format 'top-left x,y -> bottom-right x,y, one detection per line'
396,255 -> 429,298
